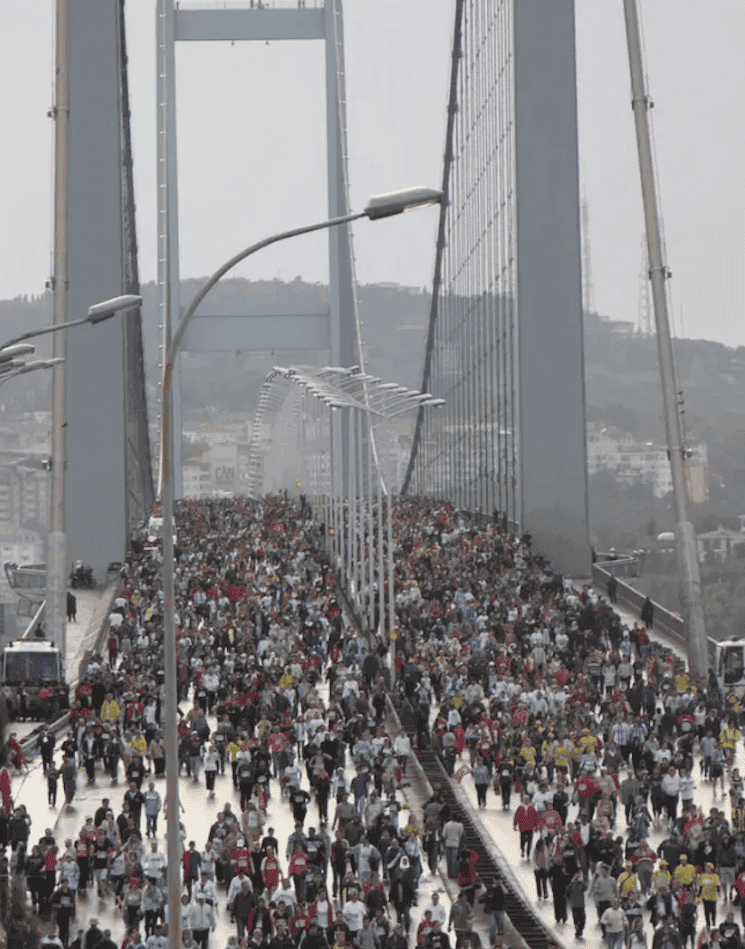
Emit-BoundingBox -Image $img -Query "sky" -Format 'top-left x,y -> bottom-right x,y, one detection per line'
0,0 -> 743,348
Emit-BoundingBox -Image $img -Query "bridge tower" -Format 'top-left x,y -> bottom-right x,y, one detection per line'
56,0 -> 153,591
156,0 -> 357,497
404,0 -> 591,578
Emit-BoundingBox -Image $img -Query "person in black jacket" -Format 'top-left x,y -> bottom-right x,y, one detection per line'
389,860 -> 415,934
478,880 -> 505,946
50,880 -> 76,948
548,856 -> 570,927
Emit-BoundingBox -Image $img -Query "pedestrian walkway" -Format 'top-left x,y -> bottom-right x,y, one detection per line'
9,650 -> 457,949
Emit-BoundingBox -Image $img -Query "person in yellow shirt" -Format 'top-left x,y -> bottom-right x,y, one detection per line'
130,732 -> 147,759
721,719 -> 740,766
552,740 -> 574,776
226,739 -> 242,785
578,729 -> 599,755
519,742 -> 537,768
618,861 -> 639,899
698,863 -> 720,928
725,689 -> 741,716
100,693 -> 121,727
673,854 -> 696,890
651,860 -> 671,894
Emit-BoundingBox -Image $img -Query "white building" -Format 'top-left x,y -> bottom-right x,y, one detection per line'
586,422 -> 708,501
183,457 -> 211,499
696,526 -> 745,564
0,524 -> 44,565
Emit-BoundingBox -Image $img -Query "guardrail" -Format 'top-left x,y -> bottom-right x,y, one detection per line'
592,560 -> 720,663
594,555 -> 644,580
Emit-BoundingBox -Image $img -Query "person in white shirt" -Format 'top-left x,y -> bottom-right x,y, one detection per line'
199,842 -> 216,881
532,785 -> 553,815
679,769 -> 696,808
39,925 -> 64,949
192,872 -> 218,908
226,872 -> 254,907
187,895 -> 216,949
342,892 -> 366,934
661,767 -> 681,821
145,924 -> 168,949
142,840 -> 167,882
420,892 -> 447,927
393,732 -> 412,776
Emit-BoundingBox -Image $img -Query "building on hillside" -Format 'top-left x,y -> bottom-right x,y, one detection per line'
587,422 -> 708,501
0,524 -> 44,565
696,526 -> 745,564
0,462 -> 49,525
0,523 -> 45,599
597,315 -> 635,336
183,456 -> 211,499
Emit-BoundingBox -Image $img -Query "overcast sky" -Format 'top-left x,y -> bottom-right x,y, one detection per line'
0,0 -> 743,348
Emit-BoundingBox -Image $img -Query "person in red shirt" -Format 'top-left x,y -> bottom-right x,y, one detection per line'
231,840 -> 252,878
574,773 -> 602,820
513,795 -> 538,859
288,846 -> 310,902
539,806 -> 564,835
417,912 -> 435,945
289,906 -> 311,939
261,846 -> 281,896
457,848 -> 480,897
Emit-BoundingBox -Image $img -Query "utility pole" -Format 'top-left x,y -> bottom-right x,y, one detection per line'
48,0 -> 71,657
623,0 -> 708,681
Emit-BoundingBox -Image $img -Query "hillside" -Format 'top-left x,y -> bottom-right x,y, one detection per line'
2,283 -> 744,509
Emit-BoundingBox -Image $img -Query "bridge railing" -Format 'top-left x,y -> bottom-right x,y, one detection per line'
593,559 -> 722,664
593,559 -> 686,645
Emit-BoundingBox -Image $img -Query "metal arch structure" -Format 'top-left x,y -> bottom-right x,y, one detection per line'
249,366 -> 440,637
403,0 -> 591,578
58,0 -> 153,584
156,0 -> 357,498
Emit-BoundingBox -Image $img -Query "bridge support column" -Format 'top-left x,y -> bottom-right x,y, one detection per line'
514,0 -> 591,577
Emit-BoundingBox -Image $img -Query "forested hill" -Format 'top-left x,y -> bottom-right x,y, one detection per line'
2,284 -> 745,467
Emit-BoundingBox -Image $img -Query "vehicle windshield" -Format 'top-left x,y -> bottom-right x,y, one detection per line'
723,646 -> 744,685
3,650 -> 59,685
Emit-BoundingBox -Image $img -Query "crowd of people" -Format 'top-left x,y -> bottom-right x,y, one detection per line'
2,493 -> 741,949
1,496 -> 494,949
388,499 -> 745,949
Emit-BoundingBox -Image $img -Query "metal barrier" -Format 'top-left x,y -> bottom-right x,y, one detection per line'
594,555 -> 645,580
593,561 -> 685,643
592,561 -> 721,664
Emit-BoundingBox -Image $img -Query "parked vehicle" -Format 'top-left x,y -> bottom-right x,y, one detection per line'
1,639 -> 68,720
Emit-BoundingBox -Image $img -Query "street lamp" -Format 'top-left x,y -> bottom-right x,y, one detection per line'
159,191 -> 441,948
0,344 -> 37,363
0,358 -> 65,388
0,295 -> 142,353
